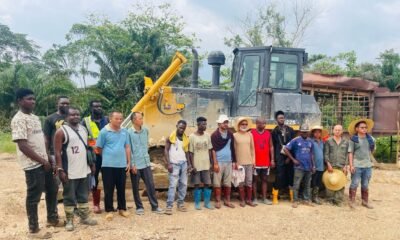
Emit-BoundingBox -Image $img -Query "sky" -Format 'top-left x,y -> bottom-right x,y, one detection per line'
1,0 -> 400,84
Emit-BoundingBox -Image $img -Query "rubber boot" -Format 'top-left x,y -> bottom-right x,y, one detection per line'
214,187 -> 222,209
64,206 -> 75,231
223,187 -> 235,208
272,188 -> 279,205
194,188 -> 202,210
361,188 -> 373,209
239,186 -> 246,207
77,203 -> 98,226
92,189 -> 102,214
204,188 -> 214,210
312,187 -> 322,205
245,186 -> 256,207
349,188 -> 357,209
289,189 -> 294,203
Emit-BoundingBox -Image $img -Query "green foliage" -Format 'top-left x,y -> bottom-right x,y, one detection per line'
0,132 -> 16,154
378,49 -> 400,91
306,51 -> 360,76
307,49 -> 400,91
375,136 -> 397,163
65,3 -> 196,114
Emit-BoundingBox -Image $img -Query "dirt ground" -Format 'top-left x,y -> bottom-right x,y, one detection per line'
1,153 -> 400,240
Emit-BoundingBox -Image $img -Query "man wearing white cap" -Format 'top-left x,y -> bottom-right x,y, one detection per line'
211,115 -> 236,209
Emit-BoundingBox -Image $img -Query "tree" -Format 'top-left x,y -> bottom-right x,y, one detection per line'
306,51 -> 360,76
65,3 -> 196,114
378,49 -> 400,91
224,0 -> 317,48
0,23 -> 40,92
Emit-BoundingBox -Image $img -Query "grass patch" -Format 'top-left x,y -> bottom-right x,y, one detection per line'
0,132 -> 16,154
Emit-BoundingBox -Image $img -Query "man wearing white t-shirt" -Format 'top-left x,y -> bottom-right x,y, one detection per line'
11,88 -> 62,238
164,120 -> 191,215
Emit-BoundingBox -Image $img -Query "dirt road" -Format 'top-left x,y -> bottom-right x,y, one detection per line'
1,153 -> 399,240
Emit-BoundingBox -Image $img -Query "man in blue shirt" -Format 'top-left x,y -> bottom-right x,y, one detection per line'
310,126 -> 326,205
284,124 -> 315,208
96,111 -> 131,219
127,112 -> 164,215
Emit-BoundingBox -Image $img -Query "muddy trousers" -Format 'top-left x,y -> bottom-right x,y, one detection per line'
130,166 -> 159,210
293,169 -> 312,202
63,175 -> 90,220
25,166 -> 59,231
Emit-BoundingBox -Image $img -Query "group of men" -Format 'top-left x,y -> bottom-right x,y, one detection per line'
11,88 -> 376,238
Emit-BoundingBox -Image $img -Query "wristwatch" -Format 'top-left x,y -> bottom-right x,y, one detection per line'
57,167 -> 64,172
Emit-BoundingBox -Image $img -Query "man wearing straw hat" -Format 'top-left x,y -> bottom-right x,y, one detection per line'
310,125 -> 328,205
284,124 -> 315,208
348,119 -> 375,209
324,124 -> 349,206
234,117 -> 256,207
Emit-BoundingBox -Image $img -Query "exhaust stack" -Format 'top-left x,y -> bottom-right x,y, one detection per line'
191,48 -> 199,88
207,51 -> 225,88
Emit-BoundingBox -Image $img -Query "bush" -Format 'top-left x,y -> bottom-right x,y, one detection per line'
0,132 -> 16,154
374,136 -> 397,163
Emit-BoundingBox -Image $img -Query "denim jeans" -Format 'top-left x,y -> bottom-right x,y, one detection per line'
167,161 -> 188,208
293,169 -> 312,201
350,167 -> 372,189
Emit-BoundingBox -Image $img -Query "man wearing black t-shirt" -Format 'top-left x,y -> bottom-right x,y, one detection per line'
44,96 -> 70,157
271,111 -> 296,204
43,96 -> 70,220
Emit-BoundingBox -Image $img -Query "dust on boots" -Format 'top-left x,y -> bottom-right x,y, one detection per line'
64,203 -> 98,231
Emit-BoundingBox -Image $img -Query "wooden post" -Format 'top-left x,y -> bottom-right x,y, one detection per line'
338,90 -> 343,124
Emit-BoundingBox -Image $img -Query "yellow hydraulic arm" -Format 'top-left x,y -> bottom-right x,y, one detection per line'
122,52 -> 187,128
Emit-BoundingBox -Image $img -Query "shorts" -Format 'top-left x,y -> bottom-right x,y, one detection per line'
254,168 -> 270,176
239,164 -> 253,187
213,162 -> 232,187
191,170 -> 211,185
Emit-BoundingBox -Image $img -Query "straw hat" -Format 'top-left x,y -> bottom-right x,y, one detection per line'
234,116 -> 252,132
216,114 -> 229,124
322,169 -> 347,191
348,118 -> 374,136
310,125 -> 329,138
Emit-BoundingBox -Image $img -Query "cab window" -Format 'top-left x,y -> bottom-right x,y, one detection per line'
238,55 -> 260,106
269,53 -> 298,89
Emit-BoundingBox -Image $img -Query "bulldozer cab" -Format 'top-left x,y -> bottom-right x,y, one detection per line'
231,46 -> 308,121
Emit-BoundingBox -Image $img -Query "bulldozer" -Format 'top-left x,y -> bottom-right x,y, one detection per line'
122,46 -> 322,188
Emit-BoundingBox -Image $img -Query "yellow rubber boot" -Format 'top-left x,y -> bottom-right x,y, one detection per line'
272,188 -> 279,205
289,189 -> 294,203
